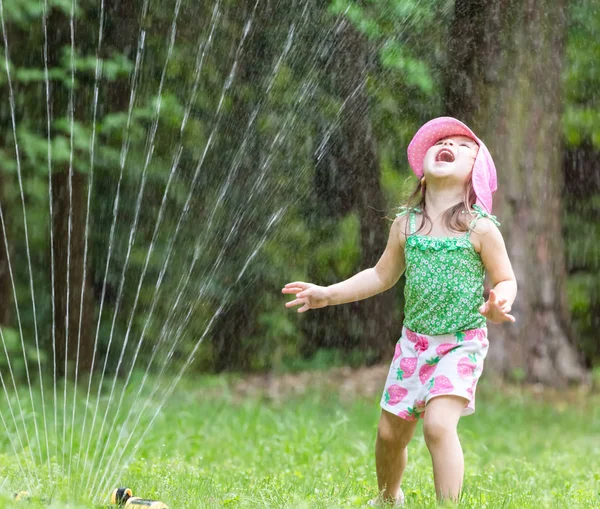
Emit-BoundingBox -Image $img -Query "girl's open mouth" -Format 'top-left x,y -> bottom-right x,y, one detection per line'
435,148 -> 455,163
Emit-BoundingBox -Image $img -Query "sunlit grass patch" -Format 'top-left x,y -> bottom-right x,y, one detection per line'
0,372 -> 598,508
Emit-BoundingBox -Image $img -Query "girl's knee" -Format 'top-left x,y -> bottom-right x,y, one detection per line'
377,411 -> 415,449
423,415 -> 456,447
422,395 -> 465,447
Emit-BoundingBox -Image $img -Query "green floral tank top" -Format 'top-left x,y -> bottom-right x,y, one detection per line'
399,205 -> 500,335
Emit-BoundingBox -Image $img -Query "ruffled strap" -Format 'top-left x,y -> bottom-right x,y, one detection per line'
469,204 -> 500,229
396,206 -> 421,235
396,206 -> 422,217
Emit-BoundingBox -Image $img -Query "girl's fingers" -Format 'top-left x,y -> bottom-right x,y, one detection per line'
493,309 -> 515,322
479,296 -> 515,323
298,303 -> 310,313
285,281 -> 309,289
285,299 -> 303,308
490,301 -> 509,312
281,287 -> 302,294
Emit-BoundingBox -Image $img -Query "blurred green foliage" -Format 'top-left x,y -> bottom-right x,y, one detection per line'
563,0 -> 600,364
0,0 -> 597,381
564,0 -> 600,148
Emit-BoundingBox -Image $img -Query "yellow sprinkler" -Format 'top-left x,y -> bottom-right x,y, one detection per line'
13,491 -> 30,502
110,487 -> 169,508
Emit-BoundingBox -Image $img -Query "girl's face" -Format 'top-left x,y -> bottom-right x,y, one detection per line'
422,135 -> 479,183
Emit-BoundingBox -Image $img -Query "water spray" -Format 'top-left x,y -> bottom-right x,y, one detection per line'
111,487 -> 169,508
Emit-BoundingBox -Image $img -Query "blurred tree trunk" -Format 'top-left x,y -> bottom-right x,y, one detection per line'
50,0 -> 140,375
445,0 -> 588,385
210,1 -> 271,372
52,171 -> 96,375
105,0 -> 139,76
0,168 -> 12,326
48,7 -> 96,375
563,144 -> 600,363
306,19 -> 398,360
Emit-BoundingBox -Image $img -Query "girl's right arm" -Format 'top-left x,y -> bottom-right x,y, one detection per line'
282,215 -> 407,313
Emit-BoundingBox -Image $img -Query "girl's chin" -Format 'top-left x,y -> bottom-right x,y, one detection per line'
425,168 -> 456,179
424,163 -> 471,180
423,172 -> 471,186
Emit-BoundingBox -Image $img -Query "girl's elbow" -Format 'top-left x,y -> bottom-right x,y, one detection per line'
381,273 -> 401,292
374,268 -> 397,292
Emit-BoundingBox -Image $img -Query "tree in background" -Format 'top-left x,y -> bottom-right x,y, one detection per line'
445,0 -> 588,385
300,0 -> 449,362
0,0 -> 597,380
304,16 -> 397,361
562,0 -> 600,367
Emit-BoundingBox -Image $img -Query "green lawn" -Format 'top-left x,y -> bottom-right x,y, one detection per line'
0,371 -> 598,508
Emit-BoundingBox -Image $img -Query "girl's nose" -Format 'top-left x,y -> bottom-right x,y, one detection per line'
442,139 -> 455,146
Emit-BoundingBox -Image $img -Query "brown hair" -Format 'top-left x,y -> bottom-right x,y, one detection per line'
400,177 -> 477,237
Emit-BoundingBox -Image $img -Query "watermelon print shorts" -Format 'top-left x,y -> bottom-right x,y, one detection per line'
380,326 -> 489,421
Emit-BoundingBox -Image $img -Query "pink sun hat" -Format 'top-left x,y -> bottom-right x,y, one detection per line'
407,117 -> 498,213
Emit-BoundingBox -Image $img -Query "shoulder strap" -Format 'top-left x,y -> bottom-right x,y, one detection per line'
467,204 -> 500,237
409,212 -> 417,234
396,206 -> 421,234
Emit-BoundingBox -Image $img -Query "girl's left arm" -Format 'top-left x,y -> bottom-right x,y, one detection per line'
477,220 -> 518,323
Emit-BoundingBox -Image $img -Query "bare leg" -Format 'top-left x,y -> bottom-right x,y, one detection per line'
422,395 -> 468,503
375,409 -> 418,503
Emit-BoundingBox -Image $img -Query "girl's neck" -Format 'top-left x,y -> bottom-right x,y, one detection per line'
423,185 -> 464,218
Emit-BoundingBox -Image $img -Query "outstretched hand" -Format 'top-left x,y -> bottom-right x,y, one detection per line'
479,289 -> 516,324
282,281 -> 330,313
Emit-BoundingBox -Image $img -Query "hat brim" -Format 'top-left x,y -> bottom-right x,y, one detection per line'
407,117 -> 480,177
407,117 -> 497,213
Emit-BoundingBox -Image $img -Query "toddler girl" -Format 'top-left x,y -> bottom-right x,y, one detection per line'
282,117 -> 517,505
